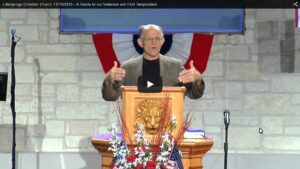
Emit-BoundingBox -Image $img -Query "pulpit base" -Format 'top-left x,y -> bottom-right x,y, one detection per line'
91,138 -> 214,169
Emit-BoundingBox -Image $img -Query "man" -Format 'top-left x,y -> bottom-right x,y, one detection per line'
102,24 -> 205,101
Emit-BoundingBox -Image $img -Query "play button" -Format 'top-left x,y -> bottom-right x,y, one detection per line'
137,76 -> 162,93
147,81 -> 154,88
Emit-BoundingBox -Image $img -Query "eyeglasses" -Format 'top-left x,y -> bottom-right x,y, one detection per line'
143,37 -> 163,42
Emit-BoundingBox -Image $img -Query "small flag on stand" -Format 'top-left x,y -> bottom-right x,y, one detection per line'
167,144 -> 184,169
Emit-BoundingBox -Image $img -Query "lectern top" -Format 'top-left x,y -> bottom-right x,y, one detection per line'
121,86 -> 186,92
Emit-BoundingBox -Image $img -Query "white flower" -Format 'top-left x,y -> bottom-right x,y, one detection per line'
156,132 -> 174,167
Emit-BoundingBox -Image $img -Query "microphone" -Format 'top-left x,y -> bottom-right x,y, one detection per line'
11,28 -> 16,36
11,28 -> 16,42
10,28 -> 21,43
223,109 -> 230,127
34,58 -> 40,67
223,109 -> 230,169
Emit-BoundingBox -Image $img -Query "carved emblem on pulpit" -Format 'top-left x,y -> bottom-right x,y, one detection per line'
135,98 -> 171,134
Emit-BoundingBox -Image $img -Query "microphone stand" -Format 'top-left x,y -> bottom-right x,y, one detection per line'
10,29 -> 20,169
224,110 -> 230,169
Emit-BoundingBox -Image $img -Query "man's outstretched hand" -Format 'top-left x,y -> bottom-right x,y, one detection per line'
108,61 -> 126,81
178,60 -> 202,84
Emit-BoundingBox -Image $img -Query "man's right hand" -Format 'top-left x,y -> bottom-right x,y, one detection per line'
108,61 -> 126,81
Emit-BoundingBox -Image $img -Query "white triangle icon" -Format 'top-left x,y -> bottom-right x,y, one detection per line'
147,81 -> 154,88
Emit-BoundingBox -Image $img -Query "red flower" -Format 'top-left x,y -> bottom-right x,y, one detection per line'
126,153 -> 136,163
146,160 -> 156,169
141,145 -> 147,151
136,163 -> 143,169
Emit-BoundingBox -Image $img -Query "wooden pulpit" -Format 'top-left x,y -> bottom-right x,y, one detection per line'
92,86 -> 213,169
120,86 -> 186,142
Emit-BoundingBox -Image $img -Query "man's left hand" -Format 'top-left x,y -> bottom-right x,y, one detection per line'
178,60 -> 202,84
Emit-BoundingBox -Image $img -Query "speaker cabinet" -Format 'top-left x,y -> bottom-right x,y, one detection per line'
0,73 -> 8,101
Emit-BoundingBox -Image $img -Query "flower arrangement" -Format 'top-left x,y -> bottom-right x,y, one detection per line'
108,99 -> 194,169
108,118 -> 179,169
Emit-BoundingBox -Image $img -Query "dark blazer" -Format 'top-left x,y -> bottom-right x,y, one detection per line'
102,55 -> 205,101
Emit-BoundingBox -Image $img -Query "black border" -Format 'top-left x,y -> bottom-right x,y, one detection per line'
0,0 -> 298,8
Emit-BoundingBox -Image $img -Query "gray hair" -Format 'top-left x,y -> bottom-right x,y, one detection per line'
138,24 -> 164,39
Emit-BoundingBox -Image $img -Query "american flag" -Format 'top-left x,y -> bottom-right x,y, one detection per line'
167,144 -> 184,169
93,33 -> 213,74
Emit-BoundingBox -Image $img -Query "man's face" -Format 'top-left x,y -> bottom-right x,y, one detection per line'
138,28 -> 165,60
